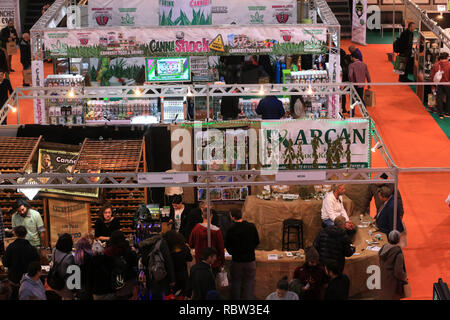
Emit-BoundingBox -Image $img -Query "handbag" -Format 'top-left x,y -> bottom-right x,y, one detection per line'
364,89 -> 376,107
402,282 -> 411,298
47,253 -> 70,291
393,55 -> 407,75
216,267 -> 229,288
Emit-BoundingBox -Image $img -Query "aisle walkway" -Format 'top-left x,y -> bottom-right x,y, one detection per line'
343,39 -> 450,299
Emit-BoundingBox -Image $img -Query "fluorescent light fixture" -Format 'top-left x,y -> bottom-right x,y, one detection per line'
130,115 -> 159,124
371,141 -> 381,153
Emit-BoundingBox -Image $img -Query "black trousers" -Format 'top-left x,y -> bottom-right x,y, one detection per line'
399,56 -> 414,81
436,85 -> 450,115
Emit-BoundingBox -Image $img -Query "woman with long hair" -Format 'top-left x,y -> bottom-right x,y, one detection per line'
51,233 -> 74,300
74,236 -> 94,300
164,230 -> 192,298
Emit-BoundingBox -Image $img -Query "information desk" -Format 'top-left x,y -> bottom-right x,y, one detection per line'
223,215 -> 386,300
242,195 -> 355,250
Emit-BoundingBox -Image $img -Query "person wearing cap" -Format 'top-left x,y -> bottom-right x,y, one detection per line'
11,199 -> 46,247
378,230 -> 408,300
292,247 -> 328,300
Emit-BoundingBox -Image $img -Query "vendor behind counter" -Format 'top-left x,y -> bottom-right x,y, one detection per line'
256,96 -> 285,120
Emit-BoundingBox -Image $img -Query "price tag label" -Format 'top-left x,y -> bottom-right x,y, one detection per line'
138,173 -> 189,184
275,171 -> 326,182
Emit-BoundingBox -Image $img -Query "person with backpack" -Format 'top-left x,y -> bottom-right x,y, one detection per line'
397,22 -> 416,82
138,225 -> 176,300
74,236 -> 94,300
187,247 -> 218,300
104,231 -> 138,300
49,233 -> 74,300
431,52 -> 450,119
163,230 -> 192,298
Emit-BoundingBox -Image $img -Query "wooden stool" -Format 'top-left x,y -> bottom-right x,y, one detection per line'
282,219 -> 304,251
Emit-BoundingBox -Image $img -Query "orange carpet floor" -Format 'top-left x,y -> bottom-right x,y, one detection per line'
6,44 -> 450,299
343,39 -> 450,300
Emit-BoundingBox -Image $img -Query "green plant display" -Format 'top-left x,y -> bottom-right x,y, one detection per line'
345,138 -> 352,168
296,139 -> 304,167
325,138 -> 334,169
332,136 -> 345,168
160,8 -> 212,26
311,136 -> 320,169
283,137 -> 297,170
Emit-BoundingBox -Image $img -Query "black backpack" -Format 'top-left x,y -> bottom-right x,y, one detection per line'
47,253 -> 69,291
393,37 -> 402,53
140,236 -> 167,283
110,256 -> 128,290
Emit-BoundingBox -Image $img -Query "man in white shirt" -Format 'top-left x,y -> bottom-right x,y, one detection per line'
321,184 -> 350,227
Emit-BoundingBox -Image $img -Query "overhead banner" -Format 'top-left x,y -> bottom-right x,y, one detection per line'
261,119 -> 371,169
37,149 -> 100,199
160,0 -> 212,26
88,0 -> 158,27
32,60 -> 45,124
48,198 -> 90,247
351,0 -> 367,45
43,25 -> 327,58
212,0 -> 297,25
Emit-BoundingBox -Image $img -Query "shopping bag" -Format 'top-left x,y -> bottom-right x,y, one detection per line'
6,41 -> 17,55
23,69 -> 32,85
402,283 -> 411,298
393,55 -> 406,75
428,93 -> 436,107
364,89 -> 376,107
216,267 -> 229,287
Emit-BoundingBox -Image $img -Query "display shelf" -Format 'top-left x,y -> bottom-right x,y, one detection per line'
85,99 -> 160,123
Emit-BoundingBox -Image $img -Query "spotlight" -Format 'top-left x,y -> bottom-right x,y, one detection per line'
7,104 -> 17,113
134,88 -> 143,96
307,85 -> 313,95
371,141 -> 381,153
258,85 -> 265,95
350,101 -> 360,110
67,88 -> 75,98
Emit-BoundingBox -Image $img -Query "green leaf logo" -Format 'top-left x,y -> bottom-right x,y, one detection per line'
250,11 -> 264,24
121,13 -> 135,26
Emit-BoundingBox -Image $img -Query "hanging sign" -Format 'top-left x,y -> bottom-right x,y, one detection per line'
351,0 -> 367,45
48,199 -> 90,247
32,60 -> 46,124
260,119 -> 371,169
212,0 -> 297,25
43,25 -> 327,58
160,0 -> 212,26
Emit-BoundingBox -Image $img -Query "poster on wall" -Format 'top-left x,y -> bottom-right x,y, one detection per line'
351,0 -> 367,46
43,25 -> 327,58
212,0 -> 297,25
0,0 -> 20,33
32,60 -> 46,124
48,199 -> 90,247
261,119 -> 371,169
37,149 -> 100,198
88,0 -> 158,27
160,0 -> 212,26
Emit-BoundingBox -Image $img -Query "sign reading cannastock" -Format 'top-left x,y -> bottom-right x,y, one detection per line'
43,25 -> 327,58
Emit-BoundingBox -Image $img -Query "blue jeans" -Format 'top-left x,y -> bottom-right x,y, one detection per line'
323,219 -> 334,227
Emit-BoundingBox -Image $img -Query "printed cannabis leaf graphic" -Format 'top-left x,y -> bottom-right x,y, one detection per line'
250,11 -> 264,24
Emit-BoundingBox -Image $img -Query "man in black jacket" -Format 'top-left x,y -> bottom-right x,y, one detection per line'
2,226 -> 40,300
398,22 -> 416,82
0,19 -> 18,72
314,216 -> 355,274
324,262 -> 350,300
19,33 -> 31,86
187,247 -> 217,300
225,209 -> 259,300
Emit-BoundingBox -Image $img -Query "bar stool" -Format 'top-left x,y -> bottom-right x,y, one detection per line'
282,219 -> 304,251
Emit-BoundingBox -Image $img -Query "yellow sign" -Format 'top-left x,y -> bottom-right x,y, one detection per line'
209,34 -> 225,52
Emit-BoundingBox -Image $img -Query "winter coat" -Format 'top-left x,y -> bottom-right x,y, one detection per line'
378,243 -> 407,300
19,38 -> 31,69
398,29 -> 414,57
2,238 -> 40,284
19,274 -> 46,300
375,196 -> 405,235
187,261 -> 216,300
189,223 -> 225,269
313,226 -> 355,273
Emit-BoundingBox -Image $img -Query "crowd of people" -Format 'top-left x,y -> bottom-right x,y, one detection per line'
0,181 -> 409,301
